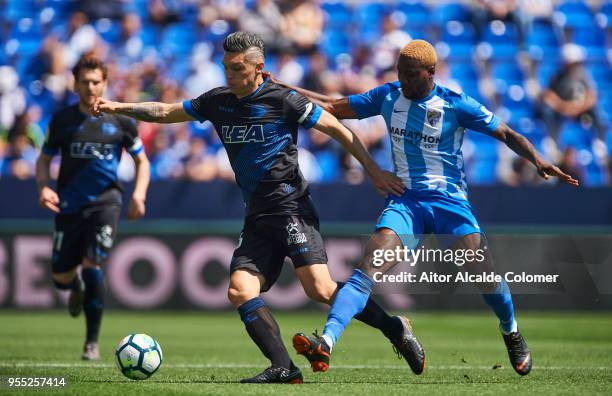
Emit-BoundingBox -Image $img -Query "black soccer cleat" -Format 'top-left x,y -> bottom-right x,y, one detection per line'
68,279 -> 84,318
389,316 -> 426,375
292,332 -> 331,372
240,364 -> 303,384
502,329 -> 532,376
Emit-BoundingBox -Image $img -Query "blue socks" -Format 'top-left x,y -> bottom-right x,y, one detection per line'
482,279 -> 517,334
82,267 -> 104,343
323,269 -> 375,347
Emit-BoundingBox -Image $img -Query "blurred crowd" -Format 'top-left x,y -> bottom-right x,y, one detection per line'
0,0 -> 611,186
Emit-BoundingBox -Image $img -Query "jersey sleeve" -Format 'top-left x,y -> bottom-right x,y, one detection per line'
183,89 -> 214,123
119,116 -> 144,155
454,93 -> 501,135
347,83 -> 392,119
283,90 -> 322,129
41,115 -> 61,156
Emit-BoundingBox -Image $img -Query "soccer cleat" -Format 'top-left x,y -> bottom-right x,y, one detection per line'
502,329 -> 532,376
68,279 -> 84,318
81,342 -> 100,361
389,316 -> 426,375
292,332 -> 331,372
240,364 -> 303,384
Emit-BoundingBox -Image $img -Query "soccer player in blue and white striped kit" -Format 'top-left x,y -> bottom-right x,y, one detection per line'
287,40 -> 579,376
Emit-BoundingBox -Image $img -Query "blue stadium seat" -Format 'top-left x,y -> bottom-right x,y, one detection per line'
558,121 -> 596,151
501,94 -> 534,125
599,2 -> 612,28
572,26 -> 608,61
441,21 -> 476,60
398,1 -> 430,29
128,0 -> 150,21
434,2 -> 472,25
44,0 -> 79,21
95,18 -> 121,44
160,22 -> 196,58
466,136 -> 499,185
599,94 -> 612,124
10,17 -> 43,41
481,20 -> 519,60
587,61 -> 612,88
320,29 -> 351,58
491,61 -> 525,95
6,0 -> 39,19
556,0 -> 596,30
140,22 -> 161,48
536,61 -> 560,87
526,18 -> 561,62
448,60 -> 479,82
321,1 -> 352,28
353,3 -> 388,29
167,61 -> 191,83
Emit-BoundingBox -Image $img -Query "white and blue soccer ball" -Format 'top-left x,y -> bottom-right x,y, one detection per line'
115,334 -> 163,380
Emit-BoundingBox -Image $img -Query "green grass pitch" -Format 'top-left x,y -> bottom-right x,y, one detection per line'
0,311 -> 611,395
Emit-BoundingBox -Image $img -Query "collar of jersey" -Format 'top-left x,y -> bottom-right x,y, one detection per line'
237,77 -> 269,102
410,84 -> 438,104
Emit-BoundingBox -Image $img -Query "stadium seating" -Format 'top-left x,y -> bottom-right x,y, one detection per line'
0,0 -> 609,185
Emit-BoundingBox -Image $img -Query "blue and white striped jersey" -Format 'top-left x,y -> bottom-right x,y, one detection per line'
348,82 -> 500,200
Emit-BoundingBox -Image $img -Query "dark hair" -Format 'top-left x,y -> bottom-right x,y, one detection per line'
223,31 -> 265,58
72,55 -> 108,81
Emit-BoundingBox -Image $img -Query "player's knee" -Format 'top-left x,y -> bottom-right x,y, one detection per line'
305,281 -> 336,304
51,270 -> 77,289
81,258 -> 101,269
227,286 -> 257,307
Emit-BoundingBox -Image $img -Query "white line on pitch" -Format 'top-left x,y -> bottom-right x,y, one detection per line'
0,362 -> 610,370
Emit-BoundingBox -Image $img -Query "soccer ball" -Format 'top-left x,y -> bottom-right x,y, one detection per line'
115,334 -> 163,380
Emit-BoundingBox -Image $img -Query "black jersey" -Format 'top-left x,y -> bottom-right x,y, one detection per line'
183,78 -> 323,218
42,104 -> 144,214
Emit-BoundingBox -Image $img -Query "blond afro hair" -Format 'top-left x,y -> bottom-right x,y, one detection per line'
399,40 -> 437,67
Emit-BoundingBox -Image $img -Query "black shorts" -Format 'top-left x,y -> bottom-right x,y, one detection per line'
51,204 -> 121,273
230,198 -> 328,292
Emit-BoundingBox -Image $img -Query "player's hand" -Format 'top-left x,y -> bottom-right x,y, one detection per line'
91,97 -> 119,117
128,196 -> 146,220
39,186 -> 60,213
371,169 -> 406,197
536,161 -> 579,186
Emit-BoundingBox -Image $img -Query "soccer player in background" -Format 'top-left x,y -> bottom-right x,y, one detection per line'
35,55 -> 150,360
278,40 -> 579,376
92,31 -> 426,383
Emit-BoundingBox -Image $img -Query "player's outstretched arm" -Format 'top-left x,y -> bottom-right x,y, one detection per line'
491,123 -> 579,186
35,153 -> 60,213
128,151 -> 150,220
266,73 -> 357,119
313,110 -> 405,196
92,98 -> 195,124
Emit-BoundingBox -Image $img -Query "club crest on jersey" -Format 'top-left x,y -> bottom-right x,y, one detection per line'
426,109 -> 441,127
222,124 -> 265,143
286,222 -> 307,245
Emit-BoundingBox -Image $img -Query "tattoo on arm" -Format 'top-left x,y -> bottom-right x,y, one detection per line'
119,103 -> 166,122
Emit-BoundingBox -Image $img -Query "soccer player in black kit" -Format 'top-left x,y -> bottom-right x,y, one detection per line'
93,32 -> 424,383
35,56 -> 150,360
